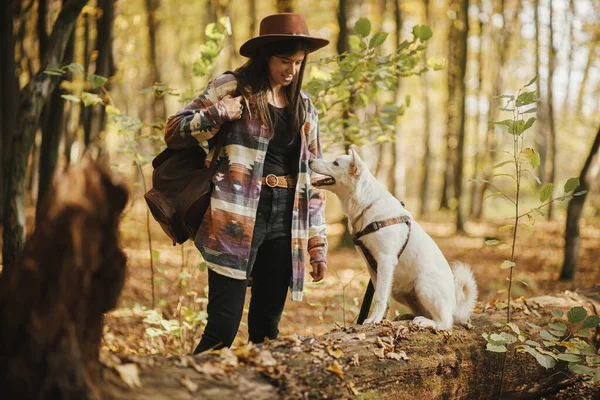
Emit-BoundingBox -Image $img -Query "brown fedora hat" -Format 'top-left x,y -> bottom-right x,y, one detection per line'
239,13 -> 330,58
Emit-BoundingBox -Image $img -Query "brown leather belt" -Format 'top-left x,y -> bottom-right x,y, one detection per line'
261,174 -> 296,188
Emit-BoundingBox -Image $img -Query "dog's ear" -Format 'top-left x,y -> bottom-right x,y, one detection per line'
349,146 -> 362,176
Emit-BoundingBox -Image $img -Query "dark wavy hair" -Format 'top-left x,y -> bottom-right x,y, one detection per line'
233,39 -> 311,142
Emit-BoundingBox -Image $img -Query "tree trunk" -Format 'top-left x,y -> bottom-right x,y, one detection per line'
276,0 -> 295,13
469,0 -> 485,217
454,0 -> 468,232
36,87 -> 65,221
391,0 -> 406,201
248,0 -> 256,38
336,0 -> 349,56
575,32 -> 597,118
81,8 -> 94,147
98,290 -> 599,399
534,0 -> 548,185
546,0 -> 556,220
419,0 -> 432,216
0,0 -> 19,227
145,0 -> 166,124
2,0 -> 88,274
0,156 -> 129,399
560,125 -> 600,280
87,0 -> 117,156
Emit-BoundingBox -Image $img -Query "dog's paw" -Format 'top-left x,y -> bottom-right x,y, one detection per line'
411,316 -> 438,331
363,316 -> 382,325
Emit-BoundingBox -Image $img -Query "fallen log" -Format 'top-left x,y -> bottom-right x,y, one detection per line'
1,157 -> 598,400
99,290 -> 600,400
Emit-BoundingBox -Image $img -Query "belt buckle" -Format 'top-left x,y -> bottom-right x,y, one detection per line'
265,174 -> 279,188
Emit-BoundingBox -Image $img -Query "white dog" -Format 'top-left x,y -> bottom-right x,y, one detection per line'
309,147 -> 478,330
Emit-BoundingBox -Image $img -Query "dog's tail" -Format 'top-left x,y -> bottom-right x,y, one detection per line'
451,262 -> 478,324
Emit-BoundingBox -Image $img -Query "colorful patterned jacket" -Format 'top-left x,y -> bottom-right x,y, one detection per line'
164,73 -> 327,301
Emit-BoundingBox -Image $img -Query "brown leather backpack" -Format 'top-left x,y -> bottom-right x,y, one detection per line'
144,136 -> 224,245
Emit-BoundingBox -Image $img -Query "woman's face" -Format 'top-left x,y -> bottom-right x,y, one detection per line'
267,50 -> 305,89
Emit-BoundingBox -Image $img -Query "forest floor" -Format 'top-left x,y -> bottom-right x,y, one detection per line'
98,200 -> 600,358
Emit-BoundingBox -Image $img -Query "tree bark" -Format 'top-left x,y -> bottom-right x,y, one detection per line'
0,155 -> 129,400
454,0 -> 468,231
546,1 -> 556,220
469,0 -> 485,217
441,0 -> 469,228
0,0 -> 19,227
391,0 -> 406,201
560,125 -> 600,280
2,0 -> 88,274
145,0 -> 166,123
99,291 -> 600,399
419,0 -> 432,216
336,0 -> 349,56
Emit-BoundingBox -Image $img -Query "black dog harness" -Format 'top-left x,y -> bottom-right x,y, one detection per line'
353,214 -> 412,324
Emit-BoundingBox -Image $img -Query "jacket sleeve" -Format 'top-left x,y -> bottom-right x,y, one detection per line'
164,74 -> 238,149
307,113 -> 328,265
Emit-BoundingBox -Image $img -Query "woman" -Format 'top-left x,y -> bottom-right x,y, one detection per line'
164,13 -> 329,353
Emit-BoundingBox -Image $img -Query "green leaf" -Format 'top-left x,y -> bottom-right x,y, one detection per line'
485,239 -> 500,246
486,343 -> 507,352
522,345 -> 556,369
65,62 -> 84,76
525,76 -> 538,87
556,354 -> 582,363
151,249 -> 160,261
61,94 -> 81,103
516,91 -> 536,106
492,160 -> 513,169
507,322 -> 520,335
535,353 -> 557,369
551,309 -> 564,318
521,117 -> 536,133
582,315 -> 600,329
354,17 -> 371,37
348,35 -> 365,51
575,328 -> 590,338
563,177 -> 580,193
567,306 -> 587,324
369,32 -> 388,48
587,355 -> 600,365
539,183 -> 554,203
198,262 -> 207,272
540,330 -> 558,341
43,69 -> 65,76
413,24 -> 433,41
526,322 -> 542,330
501,260 -> 516,270
525,340 -> 541,347
548,321 -> 567,331
594,368 -> 600,382
568,363 -> 594,376
80,92 -> 103,107
87,73 -> 108,88
574,190 -> 588,196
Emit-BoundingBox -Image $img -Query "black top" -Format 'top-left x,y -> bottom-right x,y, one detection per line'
262,104 -> 300,177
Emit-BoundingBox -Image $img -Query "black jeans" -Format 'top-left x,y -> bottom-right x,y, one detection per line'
193,186 -> 294,353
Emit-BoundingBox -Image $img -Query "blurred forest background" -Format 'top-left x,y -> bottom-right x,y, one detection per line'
1,0 -> 599,355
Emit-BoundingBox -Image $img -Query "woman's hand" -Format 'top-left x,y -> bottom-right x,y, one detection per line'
221,94 -> 244,120
310,262 -> 327,282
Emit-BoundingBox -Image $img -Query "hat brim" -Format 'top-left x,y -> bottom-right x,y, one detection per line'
239,35 -> 330,58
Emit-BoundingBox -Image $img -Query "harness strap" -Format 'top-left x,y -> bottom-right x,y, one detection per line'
352,215 -> 412,272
